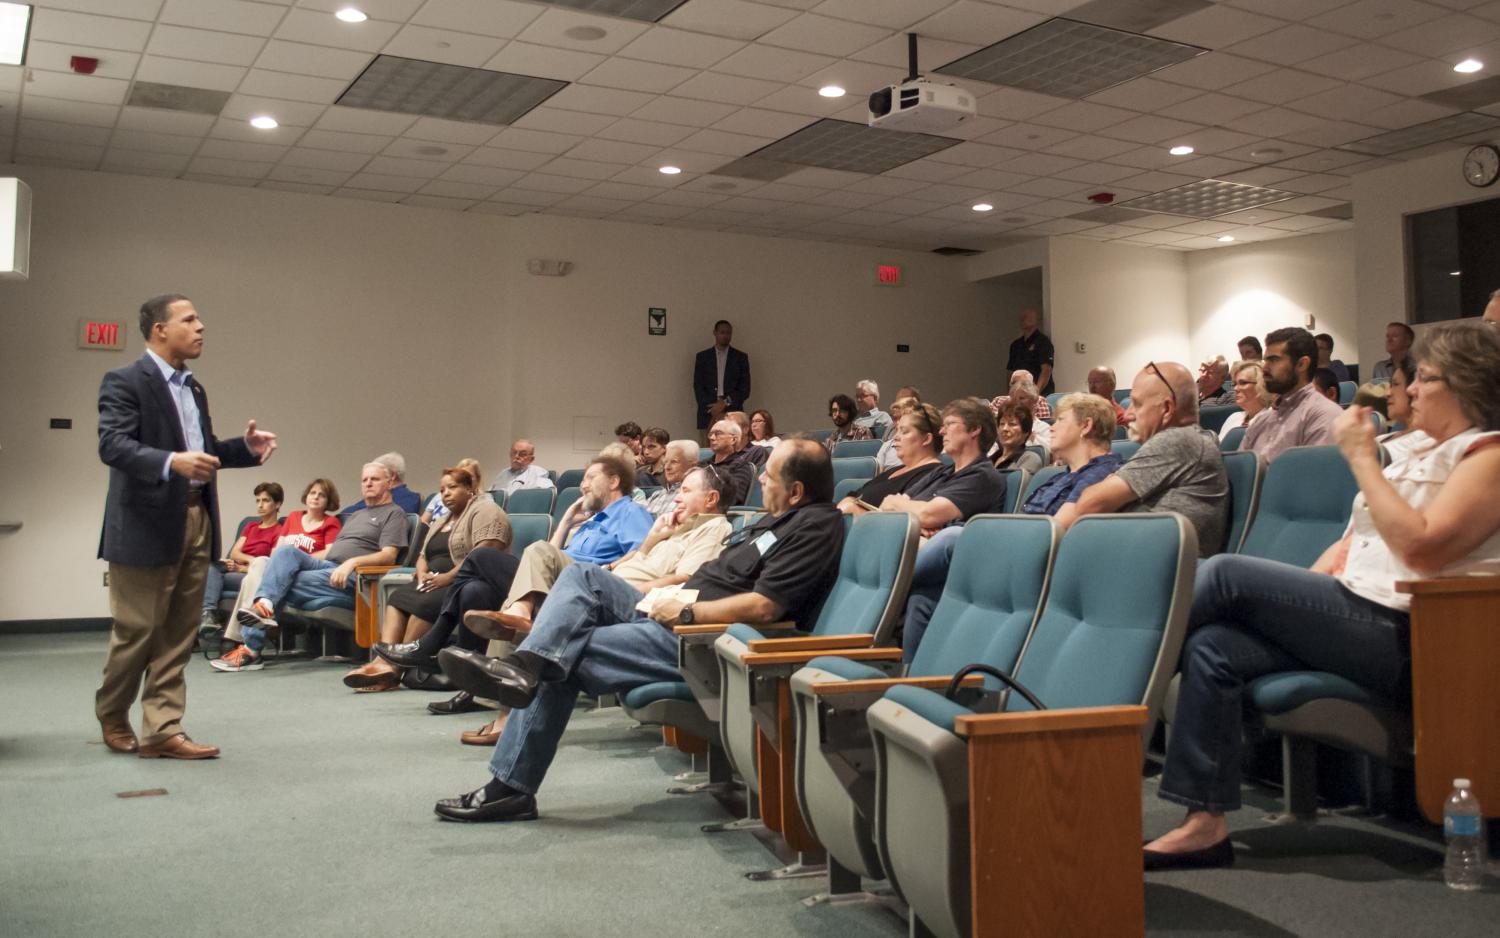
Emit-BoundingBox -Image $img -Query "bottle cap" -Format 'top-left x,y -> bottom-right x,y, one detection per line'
1454,778 -> 1471,789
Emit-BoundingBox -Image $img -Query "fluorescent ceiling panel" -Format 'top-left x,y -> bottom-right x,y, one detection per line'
1339,112 -> 1500,157
0,2 -> 31,67
338,56 -> 567,126
1118,178 -> 1296,217
726,118 -> 961,177
536,0 -> 688,21
935,18 -> 1205,99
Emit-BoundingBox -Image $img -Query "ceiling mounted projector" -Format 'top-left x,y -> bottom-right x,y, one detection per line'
868,34 -> 975,134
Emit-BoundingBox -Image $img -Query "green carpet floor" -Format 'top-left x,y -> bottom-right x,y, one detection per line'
2,632 -> 1497,937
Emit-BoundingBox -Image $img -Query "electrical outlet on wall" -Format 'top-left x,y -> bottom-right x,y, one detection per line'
102,571 -> 109,587
1074,341 -> 1086,354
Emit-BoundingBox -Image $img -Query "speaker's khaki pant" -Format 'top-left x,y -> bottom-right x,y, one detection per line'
95,501 -> 211,746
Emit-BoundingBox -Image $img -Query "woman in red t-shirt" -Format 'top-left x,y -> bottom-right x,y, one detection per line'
201,482 -> 285,629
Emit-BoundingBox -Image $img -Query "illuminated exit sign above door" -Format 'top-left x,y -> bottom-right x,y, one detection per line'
875,264 -> 902,286
78,319 -> 126,351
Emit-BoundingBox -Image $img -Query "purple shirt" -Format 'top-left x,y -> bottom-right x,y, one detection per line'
1239,381 -> 1343,463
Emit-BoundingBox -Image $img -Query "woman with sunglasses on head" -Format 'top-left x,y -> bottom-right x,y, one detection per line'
1146,321 -> 1500,870
839,403 -> 944,515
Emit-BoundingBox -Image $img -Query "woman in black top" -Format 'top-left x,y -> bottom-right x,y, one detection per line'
839,403 -> 944,514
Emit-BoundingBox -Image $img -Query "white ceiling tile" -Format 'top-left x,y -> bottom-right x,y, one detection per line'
116,105 -> 216,134
314,105 -> 416,134
135,56 -> 248,93
511,106 -> 617,135
513,8 -> 650,54
1380,12 -> 1499,54
612,162 -> 708,184
1296,43 -> 1426,81
809,0 -> 950,29
910,1 -> 1045,44
993,150 -> 1083,175
363,154 -> 448,177
545,83 -> 656,116
462,146 -> 553,170
1305,0 -> 1450,39
565,137 -> 661,164
1150,5 -> 1284,47
926,140 -> 1027,168
19,118 -> 111,146
712,43 -> 837,82
434,164 -> 523,188
160,0 -> 286,36
1085,77 -> 1204,112
34,0 -> 164,19
410,0 -> 542,38
401,116 -> 499,145
1042,135 -> 1141,161
1051,162 -> 1149,184
670,70 -> 784,104
1359,97 -> 1462,129
1279,119 -> 1381,147
471,200 -> 540,215
1221,69 -> 1344,105
190,155 -> 274,177
298,128 -> 392,153
661,0 -> 801,40
757,13 -> 889,57
25,70 -> 128,105
1220,105 -> 1329,137
109,128 -> 201,154
975,122 -> 1078,150
629,95 -> 740,127
254,40 -> 373,80
1153,52 -> 1280,89
580,57 -> 698,93
1226,25 -> 1363,65
534,156 -> 621,179
709,107 -> 810,137
1274,171 -> 1349,192
239,69 -> 347,103
616,27 -> 745,68
675,127 -> 774,156
147,24 -> 268,66
1100,114 -> 1205,145
23,41 -> 141,80
209,115 -> 305,143
1169,154 -> 1255,177
999,176 -> 1080,197
484,42 -> 605,81
1171,127 -> 1265,154
1030,101 -> 1136,133
511,172 -> 597,194
586,180 -> 662,201
1361,58 -> 1480,95
220,94 -> 326,126
197,137 -> 289,162
980,89 -> 1071,123
1269,148 -> 1371,171
382,25 -> 507,67
29,9 -> 154,52
382,138 -> 475,160
1266,194 -> 1343,212
281,146 -> 373,170
401,194 -> 477,211
488,126 -> 583,154
257,180 -> 337,194
1289,83 -> 1406,120
103,149 -> 191,174
596,118 -> 697,146
333,187 -> 407,202
1158,92 -> 1267,124
344,171 -> 425,192
651,187 -> 730,206
17,137 -> 103,160
274,9 -> 401,52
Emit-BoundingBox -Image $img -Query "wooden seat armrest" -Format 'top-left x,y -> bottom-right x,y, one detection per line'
354,565 -> 401,578
954,704 -> 1147,738
810,674 -> 985,696
742,646 -> 901,668
1396,576 -> 1500,597
672,620 -> 796,637
745,634 -> 875,654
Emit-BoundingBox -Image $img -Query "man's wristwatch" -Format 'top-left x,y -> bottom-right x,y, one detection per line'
679,604 -> 695,625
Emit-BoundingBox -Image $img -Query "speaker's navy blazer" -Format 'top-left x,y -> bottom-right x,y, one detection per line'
97,354 -> 258,566
692,345 -> 751,430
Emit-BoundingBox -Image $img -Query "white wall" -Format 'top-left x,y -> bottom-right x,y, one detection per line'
0,164 -> 1009,622
1185,229 -> 1357,372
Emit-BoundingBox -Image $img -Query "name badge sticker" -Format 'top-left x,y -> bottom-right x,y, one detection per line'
754,530 -> 778,556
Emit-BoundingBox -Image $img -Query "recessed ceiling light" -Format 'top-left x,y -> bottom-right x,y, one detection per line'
1249,147 -> 1283,158
249,115 -> 278,130
1217,235 -> 1235,242
563,25 -> 608,41
415,145 -> 448,156
1168,145 -> 1194,156
335,6 -> 368,23
1450,270 -> 1462,276
972,202 -> 994,212
1455,58 -> 1483,73
818,85 -> 846,98
0,1 -> 32,67
659,165 -> 682,175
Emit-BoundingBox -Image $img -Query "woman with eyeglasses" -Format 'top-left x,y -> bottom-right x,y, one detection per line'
839,403 -> 944,515
1217,360 -> 1272,440
1146,320 -> 1500,871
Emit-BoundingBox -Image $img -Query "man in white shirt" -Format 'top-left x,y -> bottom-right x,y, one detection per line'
490,439 -> 554,494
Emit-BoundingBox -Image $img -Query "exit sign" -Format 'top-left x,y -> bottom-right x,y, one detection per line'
78,319 -> 126,351
875,264 -> 902,286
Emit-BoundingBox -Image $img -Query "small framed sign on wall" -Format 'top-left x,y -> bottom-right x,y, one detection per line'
648,307 -> 667,335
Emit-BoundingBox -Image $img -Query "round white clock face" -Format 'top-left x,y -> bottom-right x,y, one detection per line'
1464,145 -> 1500,187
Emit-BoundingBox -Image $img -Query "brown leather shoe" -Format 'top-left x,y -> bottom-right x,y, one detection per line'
139,733 -> 220,760
101,722 -> 139,754
343,660 -> 400,689
463,609 -> 532,642
460,716 -> 506,746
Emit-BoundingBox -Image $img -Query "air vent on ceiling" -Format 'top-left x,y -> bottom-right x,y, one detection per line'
1117,179 -> 1296,217
126,81 -> 231,115
1305,202 -> 1354,220
338,56 -> 566,126
932,246 -> 984,256
1421,75 -> 1500,111
1069,204 -> 1156,224
935,18 -> 1205,99
1338,111 -> 1500,156
1067,0 -> 1213,34
720,118 -> 961,178
536,0 -> 688,22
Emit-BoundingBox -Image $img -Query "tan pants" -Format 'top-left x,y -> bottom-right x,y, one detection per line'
96,501 -> 211,746
222,556 -> 269,643
503,540 -> 573,611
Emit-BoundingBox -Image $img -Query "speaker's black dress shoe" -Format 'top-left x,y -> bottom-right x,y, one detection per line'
428,689 -> 479,715
1143,837 -> 1234,871
373,641 -> 438,672
438,648 -> 539,709
434,786 -> 538,823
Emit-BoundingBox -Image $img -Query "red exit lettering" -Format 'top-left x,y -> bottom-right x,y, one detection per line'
876,264 -> 902,286
83,321 -> 121,348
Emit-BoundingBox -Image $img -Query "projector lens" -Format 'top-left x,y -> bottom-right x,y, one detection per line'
868,87 -> 892,118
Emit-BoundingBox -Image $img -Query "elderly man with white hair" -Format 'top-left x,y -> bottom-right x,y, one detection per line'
702,418 -> 755,506
645,440 -> 701,517
345,450 -> 422,513
852,379 -> 893,439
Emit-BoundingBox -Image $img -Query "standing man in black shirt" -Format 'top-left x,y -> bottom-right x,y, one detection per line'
1007,308 -> 1055,396
430,439 -> 844,822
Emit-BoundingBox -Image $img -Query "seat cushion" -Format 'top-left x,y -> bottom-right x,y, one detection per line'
725,622 -> 764,645
294,595 -> 353,612
883,685 -> 972,733
623,681 -> 694,710
805,656 -> 887,682
1248,670 -> 1388,715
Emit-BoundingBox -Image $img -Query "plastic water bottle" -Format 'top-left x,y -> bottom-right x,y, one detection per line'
1443,778 -> 1487,891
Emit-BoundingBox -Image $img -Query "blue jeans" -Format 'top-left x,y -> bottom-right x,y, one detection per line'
201,563 -> 245,614
487,562 -> 680,794
900,525 -> 963,663
243,547 -> 351,652
1159,554 -> 1410,813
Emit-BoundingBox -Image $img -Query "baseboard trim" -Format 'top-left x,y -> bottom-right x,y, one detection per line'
0,617 -> 112,635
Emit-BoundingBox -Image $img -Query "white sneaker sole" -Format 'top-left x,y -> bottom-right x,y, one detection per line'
235,607 -> 276,630
210,657 -> 264,672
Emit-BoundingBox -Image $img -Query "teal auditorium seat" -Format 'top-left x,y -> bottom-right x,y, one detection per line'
1113,389 -> 1131,405
789,516 -> 1060,891
831,456 -> 877,489
1339,381 -> 1357,406
1222,450 -> 1263,554
549,487 -> 580,528
1044,392 -> 1064,413
738,472 -> 763,509
833,439 -> 883,459
710,513 -> 920,821
1113,425 -> 1130,440
807,428 -> 834,446
506,487 -> 555,516
489,491 -> 506,508
1237,445 -> 1356,567
1019,465 -> 1062,506
555,468 -> 585,491
1199,404 -> 1241,434
1110,439 -> 1140,461
280,513 -> 425,656
699,447 -> 713,464
507,513 -> 553,557
1023,444 -> 1048,465
997,469 -> 1029,512
1220,425 -> 1246,452
867,514 -> 1195,938
833,478 -> 869,502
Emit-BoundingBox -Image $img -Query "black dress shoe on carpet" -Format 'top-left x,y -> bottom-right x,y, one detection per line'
1143,837 -> 1234,872
428,689 -> 479,715
434,786 -> 538,823
373,641 -> 439,672
437,648 -> 539,709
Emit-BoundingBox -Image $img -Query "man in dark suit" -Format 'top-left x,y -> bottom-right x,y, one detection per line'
96,294 -> 277,760
693,319 -> 750,438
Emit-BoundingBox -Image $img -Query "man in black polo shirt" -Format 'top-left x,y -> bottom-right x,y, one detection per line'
1007,308 -> 1055,396
430,438 -> 844,822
